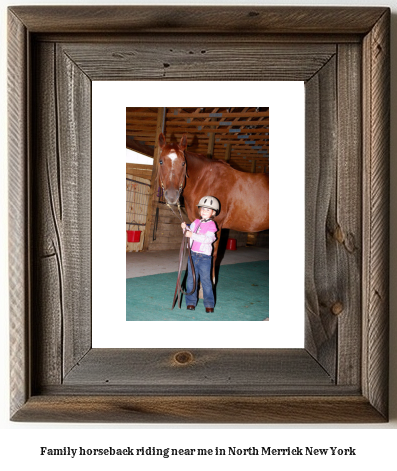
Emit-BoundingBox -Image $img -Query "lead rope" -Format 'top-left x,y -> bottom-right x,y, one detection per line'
165,202 -> 197,309
171,228 -> 197,309
165,200 -> 184,223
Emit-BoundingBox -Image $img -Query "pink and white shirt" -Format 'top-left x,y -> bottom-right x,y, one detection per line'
189,219 -> 217,256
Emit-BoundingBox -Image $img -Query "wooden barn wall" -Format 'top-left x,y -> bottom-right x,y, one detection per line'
126,163 -> 152,180
126,173 -> 150,252
126,164 -> 153,252
147,202 -> 188,251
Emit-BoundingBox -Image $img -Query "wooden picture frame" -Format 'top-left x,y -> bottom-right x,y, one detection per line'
8,6 -> 390,423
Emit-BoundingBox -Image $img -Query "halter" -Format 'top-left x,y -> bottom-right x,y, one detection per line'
158,153 -> 187,223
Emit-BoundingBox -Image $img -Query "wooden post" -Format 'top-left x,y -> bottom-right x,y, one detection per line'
142,107 -> 166,251
207,117 -> 217,159
225,142 -> 231,162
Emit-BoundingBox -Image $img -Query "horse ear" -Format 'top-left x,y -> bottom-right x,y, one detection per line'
179,134 -> 187,151
158,133 -> 166,149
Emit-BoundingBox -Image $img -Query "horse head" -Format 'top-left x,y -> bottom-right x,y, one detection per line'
158,133 -> 188,205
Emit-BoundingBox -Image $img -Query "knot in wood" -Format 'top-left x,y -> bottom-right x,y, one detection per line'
331,302 -> 344,316
174,351 -> 194,365
333,225 -> 344,244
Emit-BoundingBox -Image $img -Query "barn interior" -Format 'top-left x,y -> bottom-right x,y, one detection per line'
126,107 -> 269,320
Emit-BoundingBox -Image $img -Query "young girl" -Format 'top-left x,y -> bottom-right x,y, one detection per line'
181,196 -> 219,313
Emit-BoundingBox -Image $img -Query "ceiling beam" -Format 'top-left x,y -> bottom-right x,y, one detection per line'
126,136 -> 154,157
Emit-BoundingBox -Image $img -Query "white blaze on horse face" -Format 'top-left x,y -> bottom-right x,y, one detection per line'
167,151 -> 178,162
166,151 -> 178,181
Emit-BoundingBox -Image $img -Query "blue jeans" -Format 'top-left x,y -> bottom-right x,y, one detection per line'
185,252 -> 214,308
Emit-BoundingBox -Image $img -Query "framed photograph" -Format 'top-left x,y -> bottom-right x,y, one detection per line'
93,82 -> 304,346
8,6 -> 390,423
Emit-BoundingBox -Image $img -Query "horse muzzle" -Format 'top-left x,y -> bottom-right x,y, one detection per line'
164,188 -> 180,205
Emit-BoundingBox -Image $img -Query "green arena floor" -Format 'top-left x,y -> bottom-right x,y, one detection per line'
126,260 -> 269,321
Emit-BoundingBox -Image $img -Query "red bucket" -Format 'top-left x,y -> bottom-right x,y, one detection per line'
226,238 -> 237,250
127,230 -> 141,243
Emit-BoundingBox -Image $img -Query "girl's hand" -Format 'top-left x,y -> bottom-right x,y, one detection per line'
181,222 -> 191,237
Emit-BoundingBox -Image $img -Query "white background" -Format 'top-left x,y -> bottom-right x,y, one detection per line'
92,81 -> 304,348
1,0 -> 396,469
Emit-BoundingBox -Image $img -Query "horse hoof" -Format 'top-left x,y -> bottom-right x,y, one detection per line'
205,308 -> 214,313
187,305 -> 195,311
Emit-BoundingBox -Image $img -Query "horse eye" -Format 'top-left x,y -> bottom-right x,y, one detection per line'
182,162 -> 185,167
159,160 -> 163,165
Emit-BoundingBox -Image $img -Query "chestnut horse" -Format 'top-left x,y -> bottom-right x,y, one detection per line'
158,133 -> 269,282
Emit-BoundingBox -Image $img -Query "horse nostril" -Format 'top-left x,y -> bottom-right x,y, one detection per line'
164,189 -> 179,204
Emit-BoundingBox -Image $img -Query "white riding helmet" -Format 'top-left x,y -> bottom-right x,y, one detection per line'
197,195 -> 220,213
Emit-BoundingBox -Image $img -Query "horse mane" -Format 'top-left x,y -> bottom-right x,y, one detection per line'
185,148 -> 269,176
185,149 -> 233,169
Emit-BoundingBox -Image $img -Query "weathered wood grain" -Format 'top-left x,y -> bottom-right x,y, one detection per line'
305,45 -> 363,385
32,42 -> 63,388
305,56 -> 339,378
8,9 -> 29,419
8,6 -> 390,423
56,45 -> 92,378
11,396 -> 385,424
62,349 -> 332,390
32,42 -> 92,386
57,43 -> 336,82
8,6 -> 387,34
335,44 -> 362,386
362,9 -> 390,419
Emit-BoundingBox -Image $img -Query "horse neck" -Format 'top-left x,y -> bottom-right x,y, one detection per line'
184,151 -> 207,189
